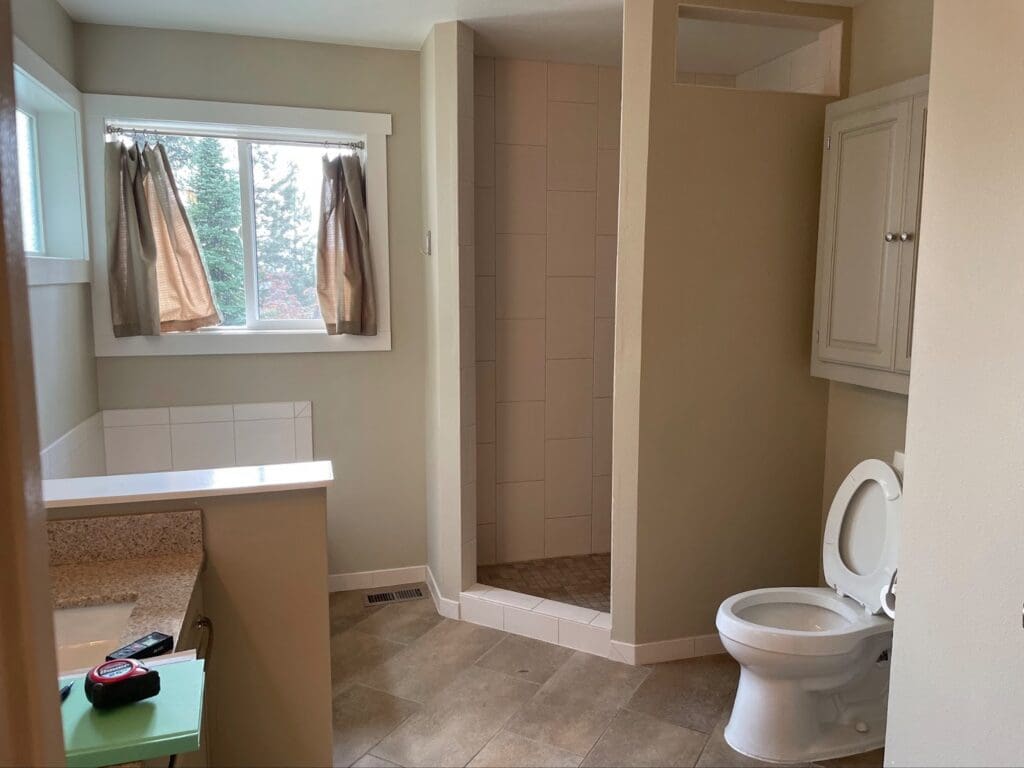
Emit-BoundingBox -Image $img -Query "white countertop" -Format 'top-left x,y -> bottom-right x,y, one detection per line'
43,460 -> 334,508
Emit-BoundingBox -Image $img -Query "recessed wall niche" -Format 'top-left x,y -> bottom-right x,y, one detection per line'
676,4 -> 843,95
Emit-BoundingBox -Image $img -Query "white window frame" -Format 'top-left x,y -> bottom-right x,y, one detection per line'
14,38 -> 91,287
82,94 -> 393,356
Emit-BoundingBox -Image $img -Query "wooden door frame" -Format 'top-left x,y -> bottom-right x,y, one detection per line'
0,0 -> 66,763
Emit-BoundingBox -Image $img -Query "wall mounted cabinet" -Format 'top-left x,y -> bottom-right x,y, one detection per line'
811,75 -> 928,395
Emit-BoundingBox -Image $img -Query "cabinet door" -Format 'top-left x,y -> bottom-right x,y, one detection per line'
894,94 -> 928,373
817,100 -> 912,369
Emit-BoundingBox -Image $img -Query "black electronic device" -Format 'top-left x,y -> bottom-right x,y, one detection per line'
106,631 -> 173,661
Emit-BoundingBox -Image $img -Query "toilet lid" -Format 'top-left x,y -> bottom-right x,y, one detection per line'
822,459 -> 901,615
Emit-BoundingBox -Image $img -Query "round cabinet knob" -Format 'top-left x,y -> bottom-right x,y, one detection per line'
899,232 -> 914,242
884,232 -> 897,242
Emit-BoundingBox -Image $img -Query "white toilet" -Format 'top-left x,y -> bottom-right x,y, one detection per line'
716,458 -> 901,764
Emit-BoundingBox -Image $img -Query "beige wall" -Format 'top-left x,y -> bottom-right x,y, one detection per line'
887,3 -> 1024,762
615,0 -> 844,644
818,0 -> 932,535
77,24 -> 427,576
474,55 -> 620,567
11,0 -> 101,448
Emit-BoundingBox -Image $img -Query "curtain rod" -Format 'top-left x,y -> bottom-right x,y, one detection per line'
104,125 -> 365,150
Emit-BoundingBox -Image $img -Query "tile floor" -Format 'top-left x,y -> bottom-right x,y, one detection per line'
329,586 -> 885,768
477,553 -> 611,611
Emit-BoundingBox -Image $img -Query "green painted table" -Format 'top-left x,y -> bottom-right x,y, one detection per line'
60,659 -> 204,768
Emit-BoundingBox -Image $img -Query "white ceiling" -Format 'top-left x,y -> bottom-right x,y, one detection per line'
57,0 -> 625,65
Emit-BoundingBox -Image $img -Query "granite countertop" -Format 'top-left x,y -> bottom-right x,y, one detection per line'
48,510 -> 205,649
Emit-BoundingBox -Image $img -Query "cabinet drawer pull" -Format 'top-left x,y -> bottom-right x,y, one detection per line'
899,232 -> 914,242
884,232 -> 897,242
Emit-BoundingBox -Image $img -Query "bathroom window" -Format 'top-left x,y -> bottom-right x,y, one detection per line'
143,134 -> 330,329
84,94 -> 393,356
15,109 -> 44,255
13,39 -> 91,286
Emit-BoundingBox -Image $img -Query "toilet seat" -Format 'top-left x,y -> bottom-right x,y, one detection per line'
717,587 -> 892,656
822,459 -> 901,615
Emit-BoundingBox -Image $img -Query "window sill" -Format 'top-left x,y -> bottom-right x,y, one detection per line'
26,256 -> 90,286
93,328 -> 392,357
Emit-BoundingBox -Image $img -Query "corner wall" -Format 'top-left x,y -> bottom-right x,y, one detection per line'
818,0 -> 932,542
615,0 -> 844,644
886,3 -> 1024,763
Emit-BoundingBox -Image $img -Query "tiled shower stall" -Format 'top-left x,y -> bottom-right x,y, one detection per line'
474,57 -> 620,567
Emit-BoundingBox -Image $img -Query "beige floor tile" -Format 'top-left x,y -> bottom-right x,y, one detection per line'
331,629 -> 407,695
626,654 -> 739,734
506,651 -> 649,756
333,684 -> 420,768
476,634 -> 574,685
352,754 -> 402,768
582,708 -> 707,768
351,597 -> 444,645
358,619 -> 505,703
371,665 -> 538,768
470,730 -> 582,768
330,589 -> 383,635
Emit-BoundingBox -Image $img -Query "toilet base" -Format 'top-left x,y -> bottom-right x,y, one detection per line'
723,653 -> 889,765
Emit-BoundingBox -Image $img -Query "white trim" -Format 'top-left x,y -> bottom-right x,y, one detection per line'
610,632 -> 726,666
26,256 -> 91,286
13,38 -> 81,111
327,565 -> 427,593
427,566 -> 461,619
82,94 -> 394,357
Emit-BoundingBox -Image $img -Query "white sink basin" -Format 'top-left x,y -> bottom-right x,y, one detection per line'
53,602 -> 135,673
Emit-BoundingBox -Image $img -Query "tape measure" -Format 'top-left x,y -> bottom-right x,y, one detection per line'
84,659 -> 161,709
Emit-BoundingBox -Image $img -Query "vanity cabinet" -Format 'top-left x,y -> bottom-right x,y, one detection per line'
811,75 -> 929,395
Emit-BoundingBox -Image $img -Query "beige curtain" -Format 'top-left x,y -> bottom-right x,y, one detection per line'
106,141 -> 221,337
317,154 -> 377,336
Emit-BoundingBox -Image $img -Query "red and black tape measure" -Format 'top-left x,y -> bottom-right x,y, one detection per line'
84,659 -> 161,709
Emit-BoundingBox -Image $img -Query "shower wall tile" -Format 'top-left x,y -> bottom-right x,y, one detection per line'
476,362 -> 496,443
171,421 -> 235,472
497,481 -> 546,562
597,148 -> 620,235
495,59 -> 547,145
496,318 -> 546,402
546,191 -> 597,277
496,235 -> 546,318
595,235 -> 617,318
476,55 -> 621,565
547,62 -> 598,104
544,437 -> 593,519
475,186 -> 496,275
544,516 -> 592,558
496,401 -> 545,482
547,101 -> 598,192
597,66 -> 622,150
495,144 -> 547,234
546,277 -> 595,359
545,359 -> 593,439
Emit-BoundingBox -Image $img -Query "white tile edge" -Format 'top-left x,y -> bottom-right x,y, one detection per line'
612,632 -> 726,665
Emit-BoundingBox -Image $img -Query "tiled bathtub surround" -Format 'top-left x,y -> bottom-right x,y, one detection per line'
475,57 -> 620,565
40,412 -> 106,480
102,401 -> 313,475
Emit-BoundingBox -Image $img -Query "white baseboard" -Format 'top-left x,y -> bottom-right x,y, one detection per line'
426,566 -> 461,619
328,565 -> 426,593
610,632 -> 725,665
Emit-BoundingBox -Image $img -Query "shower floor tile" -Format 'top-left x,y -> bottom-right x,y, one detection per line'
477,553 -> 611,611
